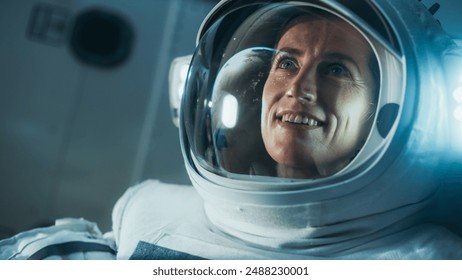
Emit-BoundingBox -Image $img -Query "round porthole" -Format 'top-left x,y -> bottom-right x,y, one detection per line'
70,8 -> 133,68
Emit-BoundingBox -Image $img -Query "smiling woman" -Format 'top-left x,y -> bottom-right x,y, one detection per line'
190,5 -> 383,180
261,13 -> 379,179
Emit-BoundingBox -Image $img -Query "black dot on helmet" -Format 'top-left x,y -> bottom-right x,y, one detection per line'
377,103 -> 399,138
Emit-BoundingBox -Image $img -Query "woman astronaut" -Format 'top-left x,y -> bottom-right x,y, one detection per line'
1,0 -> 462,259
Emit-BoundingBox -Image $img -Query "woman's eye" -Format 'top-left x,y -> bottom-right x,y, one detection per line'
324,63 -> 351,77
275,56 -> 297,71
279,59 -> 294,69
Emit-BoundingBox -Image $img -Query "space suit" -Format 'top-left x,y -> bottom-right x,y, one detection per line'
1,0 -> 462,260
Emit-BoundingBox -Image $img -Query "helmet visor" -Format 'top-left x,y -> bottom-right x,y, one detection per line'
183,2 -> 401,180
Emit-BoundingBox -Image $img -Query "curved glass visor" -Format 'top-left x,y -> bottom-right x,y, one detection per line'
183,3 -> 401,180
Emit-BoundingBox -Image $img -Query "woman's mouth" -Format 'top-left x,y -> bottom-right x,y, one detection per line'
277,112 -> 325,127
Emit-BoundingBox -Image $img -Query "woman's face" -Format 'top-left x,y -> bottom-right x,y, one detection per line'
261,17 -> 377,178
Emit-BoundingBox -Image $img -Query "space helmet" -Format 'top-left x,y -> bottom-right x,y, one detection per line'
174,0 -> 461,253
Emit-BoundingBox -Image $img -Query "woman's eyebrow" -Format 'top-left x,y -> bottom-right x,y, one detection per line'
322,52 -> 361,74
277,47 -> 304,57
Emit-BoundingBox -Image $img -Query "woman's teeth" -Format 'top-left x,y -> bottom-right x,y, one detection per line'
282,113 -> 320,126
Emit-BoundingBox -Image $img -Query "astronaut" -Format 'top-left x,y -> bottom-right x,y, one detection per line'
2,0 -> 462,259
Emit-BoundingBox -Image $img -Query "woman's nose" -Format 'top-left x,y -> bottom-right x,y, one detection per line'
286,67 -> 317,102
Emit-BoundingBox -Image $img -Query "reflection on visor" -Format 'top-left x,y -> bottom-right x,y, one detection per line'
211,48 -> 275,176
184,4 -> 387,180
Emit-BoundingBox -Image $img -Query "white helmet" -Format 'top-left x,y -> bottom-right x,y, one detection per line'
176,0 -> 461,254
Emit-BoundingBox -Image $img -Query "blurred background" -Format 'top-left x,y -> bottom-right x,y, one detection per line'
0,0 -> 217,238
0,0 -> 460,239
